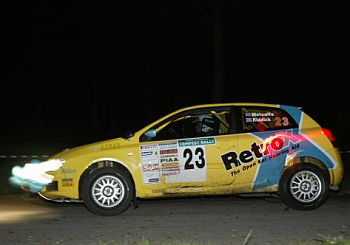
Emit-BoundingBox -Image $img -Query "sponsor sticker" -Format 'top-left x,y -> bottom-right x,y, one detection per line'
140,138 -> 214,184
140,144 -> 161,184
61,169 -> 76,174
62,178 -> 73,187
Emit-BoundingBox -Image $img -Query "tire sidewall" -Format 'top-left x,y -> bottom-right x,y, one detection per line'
81,167 -> 134,216
279,163 -> 329,210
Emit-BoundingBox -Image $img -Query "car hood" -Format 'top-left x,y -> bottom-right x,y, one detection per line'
51,137 -> 126,160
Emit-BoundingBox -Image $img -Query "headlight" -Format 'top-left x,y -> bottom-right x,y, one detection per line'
10,159 -> 65,191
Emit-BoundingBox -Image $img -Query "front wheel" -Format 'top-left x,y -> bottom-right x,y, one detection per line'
279,163 -> 329,210
81,167 -> 134,216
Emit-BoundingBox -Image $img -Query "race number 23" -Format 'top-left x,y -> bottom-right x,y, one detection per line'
175,145 -> 207,182
183,147 -> 206,170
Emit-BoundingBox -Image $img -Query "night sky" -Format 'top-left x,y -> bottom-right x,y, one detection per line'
2,0 -> 350,154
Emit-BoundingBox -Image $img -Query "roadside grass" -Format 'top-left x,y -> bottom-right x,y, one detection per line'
296,235 -> 350,245
93,235 -> 350,245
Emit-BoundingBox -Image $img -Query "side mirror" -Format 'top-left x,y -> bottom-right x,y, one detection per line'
144,129 -> 157,138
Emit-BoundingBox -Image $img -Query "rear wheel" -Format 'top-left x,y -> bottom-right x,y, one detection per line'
279,163 -> 329,210
81,167 -> 134,216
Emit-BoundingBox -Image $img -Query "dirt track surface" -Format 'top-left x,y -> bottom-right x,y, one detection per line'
0,193 -> 349,245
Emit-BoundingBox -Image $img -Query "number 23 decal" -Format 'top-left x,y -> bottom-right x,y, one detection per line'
275,117 -> 289,127
183,147 -> 206,170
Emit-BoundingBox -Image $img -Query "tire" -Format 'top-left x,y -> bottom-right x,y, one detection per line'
81,167 -> 134,216
279,163 -> 329,210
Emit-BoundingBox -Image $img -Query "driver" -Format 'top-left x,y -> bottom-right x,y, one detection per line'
193,114 -> 216,136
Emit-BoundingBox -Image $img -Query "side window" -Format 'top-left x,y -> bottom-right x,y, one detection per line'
191,114 -> 218,137
145,117 -> 187,141
186,110 -> 231,138
240,107 -> 297,133
140,107 -> 232,142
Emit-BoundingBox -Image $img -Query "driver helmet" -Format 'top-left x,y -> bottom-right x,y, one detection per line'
193,114 -> 215,134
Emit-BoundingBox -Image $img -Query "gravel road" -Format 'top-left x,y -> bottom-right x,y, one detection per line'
0,192 -> 349,245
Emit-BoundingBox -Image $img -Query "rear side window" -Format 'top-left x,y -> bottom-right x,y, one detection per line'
240,106 -> 298,133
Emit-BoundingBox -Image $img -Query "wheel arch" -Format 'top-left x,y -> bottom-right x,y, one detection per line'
280,156 -> 330,184
78,159 -> 136,200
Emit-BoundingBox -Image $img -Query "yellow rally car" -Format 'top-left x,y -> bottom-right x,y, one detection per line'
12,103 -> 344,215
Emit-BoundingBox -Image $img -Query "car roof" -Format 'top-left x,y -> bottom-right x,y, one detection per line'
179,102 -> 297,111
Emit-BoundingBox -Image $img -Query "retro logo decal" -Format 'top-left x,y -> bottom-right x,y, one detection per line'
221,130 -> 301,171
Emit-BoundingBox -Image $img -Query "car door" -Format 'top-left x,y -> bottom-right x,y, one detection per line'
138,106 -> 238,195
